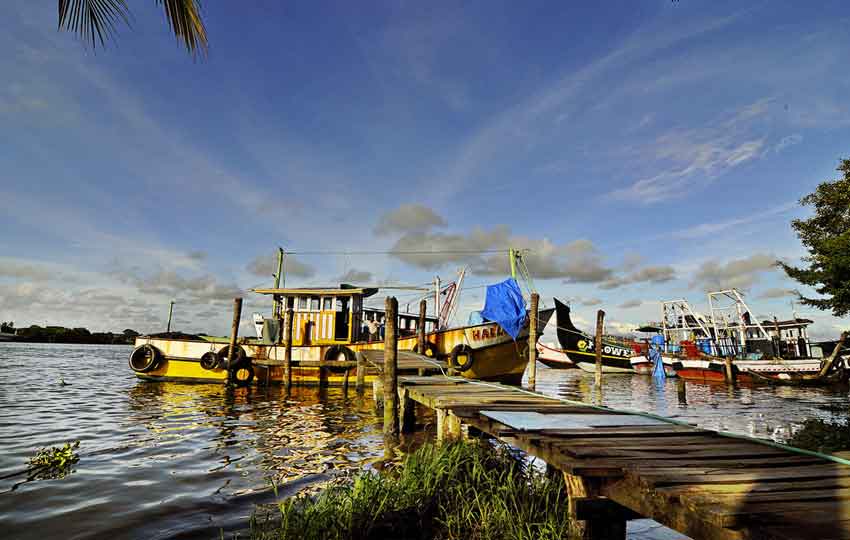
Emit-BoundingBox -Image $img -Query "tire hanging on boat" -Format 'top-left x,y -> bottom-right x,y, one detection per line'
216,345 -> 245,369
413,341 -> 439,358
450,344 -> 474,372
129,344 -> 162,373
200,351 -> 218,370
229,357 -> 254,386
323,345 -> 356,374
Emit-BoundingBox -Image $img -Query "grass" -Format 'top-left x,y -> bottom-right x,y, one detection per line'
250,440 -> 574,540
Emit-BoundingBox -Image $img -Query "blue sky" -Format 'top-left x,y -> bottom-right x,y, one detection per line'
1,0 -> 849,338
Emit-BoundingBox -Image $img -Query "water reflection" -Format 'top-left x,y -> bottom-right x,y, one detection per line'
535,366 -> 850,443
0,343 -> 383,540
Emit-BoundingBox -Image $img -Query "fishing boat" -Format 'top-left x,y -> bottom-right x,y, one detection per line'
129,272 -> 553,387
660,290 -> 848,384
550,299 -> 676,375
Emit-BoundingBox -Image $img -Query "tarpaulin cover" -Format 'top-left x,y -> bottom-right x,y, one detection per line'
480,278 -> 527,340
650,334 -> 666,378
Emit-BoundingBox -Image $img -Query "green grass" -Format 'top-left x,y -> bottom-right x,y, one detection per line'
250,440 -> 574,540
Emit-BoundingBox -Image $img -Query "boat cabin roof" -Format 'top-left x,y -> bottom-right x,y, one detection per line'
252,286 -> 378,298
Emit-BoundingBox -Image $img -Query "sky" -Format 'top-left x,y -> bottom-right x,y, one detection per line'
1,0 -> 849,339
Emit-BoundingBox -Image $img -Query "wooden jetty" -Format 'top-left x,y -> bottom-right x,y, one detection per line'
388,375 -> 850,540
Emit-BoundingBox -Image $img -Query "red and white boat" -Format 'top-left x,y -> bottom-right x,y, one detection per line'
536,340 -> 576,369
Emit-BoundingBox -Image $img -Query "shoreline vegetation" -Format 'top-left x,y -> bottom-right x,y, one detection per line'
251,440 -> 574,540
1,323 -> 140,345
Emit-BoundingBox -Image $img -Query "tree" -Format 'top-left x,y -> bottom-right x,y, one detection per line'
780,158 -> 850,318
57,0 -> 207,55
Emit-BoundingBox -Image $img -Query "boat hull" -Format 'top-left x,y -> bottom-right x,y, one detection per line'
672,358 -> 823,384
536,342 -> 576,369
630,355 -> 678,377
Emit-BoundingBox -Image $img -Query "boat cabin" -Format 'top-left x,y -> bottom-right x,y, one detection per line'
251,286 -> 439,346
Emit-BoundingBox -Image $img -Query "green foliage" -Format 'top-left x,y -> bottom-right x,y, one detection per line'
781,158 -> 850,317
28,441 -> 80,480
14,325 -> 138,344
251,441 -> 573,540
57,0 -> 208,56
0,321 -> 14,333
788,418 -> 850,454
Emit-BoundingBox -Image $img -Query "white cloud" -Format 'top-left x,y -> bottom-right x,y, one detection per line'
690,253 -> 779,291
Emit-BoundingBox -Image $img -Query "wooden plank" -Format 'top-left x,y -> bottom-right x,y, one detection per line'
479,411 -> 668,431
644,466 -> 850,485
537,425 -> 708,437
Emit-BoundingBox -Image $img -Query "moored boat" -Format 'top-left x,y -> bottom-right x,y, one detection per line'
130,281 -> 553,387
536,341 -> 576,369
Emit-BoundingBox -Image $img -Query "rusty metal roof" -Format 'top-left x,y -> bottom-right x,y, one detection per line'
251,286 -> 378,298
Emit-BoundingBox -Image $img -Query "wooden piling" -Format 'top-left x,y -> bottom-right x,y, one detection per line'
355,351 -> 366,391
594,310 -> 605,387
417,299 -> 428,376
227,298 -> 242,384
724,356 -> 734,385
528,293 -> 539,391
383,296 -> 399,456
283,308 -> 293,389
400,387 -> 416,433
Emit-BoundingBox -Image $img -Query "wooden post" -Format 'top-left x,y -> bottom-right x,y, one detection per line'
227,298 -> 243,384
383,296 -> 399,457
342,368 -> 350,394
773,317 -> 783,359
565,473 -> 629,540
283,308 -> 293,389
355,351 -> 366,391
724,356 -> 735,385
400,387 -> 416,433
528,293 -> 539,390
594,310 -> 605,388
417,299 -> 428,376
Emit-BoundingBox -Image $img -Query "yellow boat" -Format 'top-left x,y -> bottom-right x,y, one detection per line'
129,285 -> 552,387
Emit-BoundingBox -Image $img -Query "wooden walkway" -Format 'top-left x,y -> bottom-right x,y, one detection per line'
396,375 -> 850,540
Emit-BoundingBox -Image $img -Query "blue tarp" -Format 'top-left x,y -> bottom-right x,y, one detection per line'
650,334 -> 666,379
480,278 -> 527,340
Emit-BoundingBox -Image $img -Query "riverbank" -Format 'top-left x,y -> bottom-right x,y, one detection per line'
251,440 -> 573,540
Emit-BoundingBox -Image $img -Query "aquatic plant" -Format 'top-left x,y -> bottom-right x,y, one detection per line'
28,441 -> 80,480
789,418 -> 850,454
251,440 -> 573,540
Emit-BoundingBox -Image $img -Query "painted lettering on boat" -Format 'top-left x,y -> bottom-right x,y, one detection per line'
576,338 -> 631,357
471,325 -> 505,341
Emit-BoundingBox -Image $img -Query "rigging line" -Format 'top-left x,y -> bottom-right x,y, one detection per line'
284,249 -> 513,256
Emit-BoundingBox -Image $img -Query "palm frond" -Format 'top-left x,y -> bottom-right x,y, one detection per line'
57,0 -> 208,56
155,0 -> 208,56
58,0 -> 131,48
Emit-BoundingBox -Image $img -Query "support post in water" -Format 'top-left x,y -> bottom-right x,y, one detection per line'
528,293 -> 539,390
383,296 -> 399,456
724,355 -> 734,385
417,299 -> 427,376
228,298 -> 243,384
355,351 -> 366,391
283,307 -> 293,389
594,309 -> 605,387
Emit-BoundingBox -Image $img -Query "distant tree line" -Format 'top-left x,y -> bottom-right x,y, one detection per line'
8,324 -> 140,345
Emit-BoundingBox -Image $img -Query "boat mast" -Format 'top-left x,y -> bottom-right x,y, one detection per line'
273,247 -> 284,317
434,275 -> 441,328
509,248 -> 517,280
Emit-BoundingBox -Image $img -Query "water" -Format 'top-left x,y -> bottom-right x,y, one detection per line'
0,343 -> 383,540
1,344 -> 848,540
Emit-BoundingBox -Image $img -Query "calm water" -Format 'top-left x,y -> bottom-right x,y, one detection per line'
1,343 -> 848,540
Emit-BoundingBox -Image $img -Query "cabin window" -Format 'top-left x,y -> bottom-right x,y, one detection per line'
336,298 -> 345,311
310,297 -> 320,311
323,297 -> 333,311
286,297 -> 294,309
298,297 -> 308,310
400,319 -> 407,330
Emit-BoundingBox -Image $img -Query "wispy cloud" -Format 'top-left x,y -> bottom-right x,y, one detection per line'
673,201 -> 798,239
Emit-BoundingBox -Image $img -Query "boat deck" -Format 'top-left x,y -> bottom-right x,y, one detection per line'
398,375 -> 850,540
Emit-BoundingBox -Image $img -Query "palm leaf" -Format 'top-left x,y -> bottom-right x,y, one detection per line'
58,0 -> 207,56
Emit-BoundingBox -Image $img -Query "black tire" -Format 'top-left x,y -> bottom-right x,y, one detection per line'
413,341 -> 439,358
324,345 -> 356,363
324,345 -> 356,374
200,351 -> 218,370
129,344 -> 162,373
450,344 -> 474,372
230,359 -> 254,387
217,345 -> 245,369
